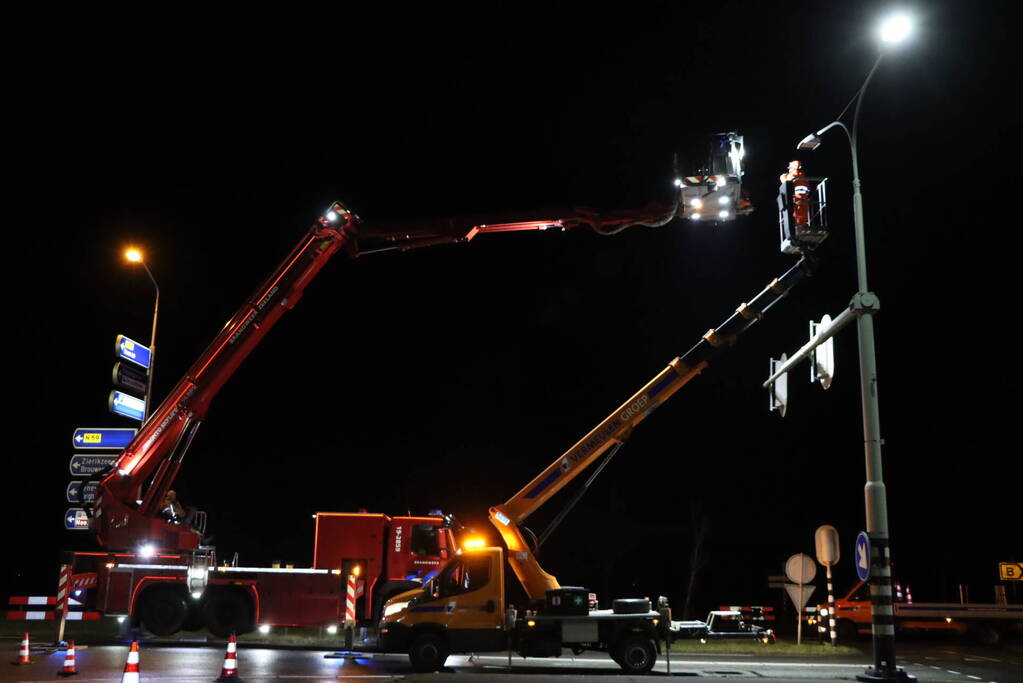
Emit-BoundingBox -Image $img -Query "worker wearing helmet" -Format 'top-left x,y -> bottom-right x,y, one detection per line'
780,160 -> 804,183
792,183 -> 812,231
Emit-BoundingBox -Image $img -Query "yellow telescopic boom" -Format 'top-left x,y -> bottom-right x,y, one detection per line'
489,256 -> 813,599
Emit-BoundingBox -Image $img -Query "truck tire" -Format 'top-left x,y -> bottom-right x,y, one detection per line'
613,598 -> 651,615
202,589 -> 254,638
408,632 -> 448,672
138,586 -> 188,636
613,634 -> 655,674
973,623 -> 1001,646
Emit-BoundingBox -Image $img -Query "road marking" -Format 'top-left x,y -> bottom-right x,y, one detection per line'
469,654 -> 864,668
964,655 -> 1002,662
948,671 -> 961,675
966,676 -> 981,680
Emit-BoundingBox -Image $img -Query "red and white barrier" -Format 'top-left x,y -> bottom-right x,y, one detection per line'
6,595 -> 99,620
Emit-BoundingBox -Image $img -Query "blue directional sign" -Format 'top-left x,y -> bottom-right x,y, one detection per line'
72,427 -> 137,450
109,390 -> 146,421
64,508 -> 90,531
855,531 -> 872,581
115,334 -> 152,370
70,454 -> 118,476
66,481 -> 99,504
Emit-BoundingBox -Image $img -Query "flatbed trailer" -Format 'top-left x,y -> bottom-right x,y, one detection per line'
822,581 -> 1023,645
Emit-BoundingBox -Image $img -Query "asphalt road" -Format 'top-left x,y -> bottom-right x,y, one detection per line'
3,642 -> 1020,682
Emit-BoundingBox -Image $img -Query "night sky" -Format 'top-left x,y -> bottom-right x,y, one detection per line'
8,1 -> 1018,617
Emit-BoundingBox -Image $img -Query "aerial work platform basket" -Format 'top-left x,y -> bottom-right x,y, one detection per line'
778,176 -> 828,254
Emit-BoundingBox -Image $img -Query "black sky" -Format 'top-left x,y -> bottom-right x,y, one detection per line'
7,1 -> 1018,614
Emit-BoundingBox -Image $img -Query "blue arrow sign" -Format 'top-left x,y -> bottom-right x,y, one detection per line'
855,531 -> 872,582
66,481 -> 99,504
64,508 -> 90,530
115,334 -> 152,369
70,454 -> 118,476
72,427 -> 137,450
109,390 -> 146,421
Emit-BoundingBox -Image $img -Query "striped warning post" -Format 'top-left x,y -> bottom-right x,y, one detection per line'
121,641 -> 140,683
57,640 -> 78,676
215,634 -> 241,680
56,565 -> 73,618
344,575 -> 357,626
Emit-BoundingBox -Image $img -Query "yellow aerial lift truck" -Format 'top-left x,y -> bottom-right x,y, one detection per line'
378,253 -> 816,673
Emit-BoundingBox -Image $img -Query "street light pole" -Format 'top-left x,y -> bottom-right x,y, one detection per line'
125,248 -> 160,425
140,260 -> 159,425
798,47 -> 912,682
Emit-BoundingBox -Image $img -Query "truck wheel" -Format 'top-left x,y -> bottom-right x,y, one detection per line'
202,589 -> 254,638
613,634 -> 655,674
974,623 -> 1001,646
408,632 -> 448,672
139,586 -> 188,636
612,598 -> 651,615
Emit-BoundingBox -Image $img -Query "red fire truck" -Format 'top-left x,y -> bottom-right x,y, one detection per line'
66,134 -> 753,637
66,511 -> 458,636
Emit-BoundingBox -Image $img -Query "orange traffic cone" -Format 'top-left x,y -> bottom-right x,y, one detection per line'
120,641 -> 140,683
10,632 -> 31,665
215,634 -> 241,681
57,640 -> 78,676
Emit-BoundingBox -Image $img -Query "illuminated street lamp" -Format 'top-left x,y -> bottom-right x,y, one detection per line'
124,247 -> 160,424
796,11 -> 914,683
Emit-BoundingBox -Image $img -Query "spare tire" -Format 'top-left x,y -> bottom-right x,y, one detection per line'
612,598 -> 651,615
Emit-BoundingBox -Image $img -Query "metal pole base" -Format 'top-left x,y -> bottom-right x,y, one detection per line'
856,667 -> 915,682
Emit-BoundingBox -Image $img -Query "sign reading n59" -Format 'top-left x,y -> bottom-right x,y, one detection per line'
115,334 -> 151,369
72,427 -> 136,450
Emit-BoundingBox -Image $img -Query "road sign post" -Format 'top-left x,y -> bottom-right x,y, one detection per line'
108,390 -> 146,421
115,335 -> 151,369
64,508 -> 90,530
70,454 -> 118,477
115,334 -> 154,422
999,562 -> 1023,581
815,525 -> 841,645
810,315 -> 836,389
785,553 -> 816,645
112,361 -> 148,395
72,427 -> 136,450
66,481 -> 99,504
769,353 -> 789,416
855,532 -> 872,582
